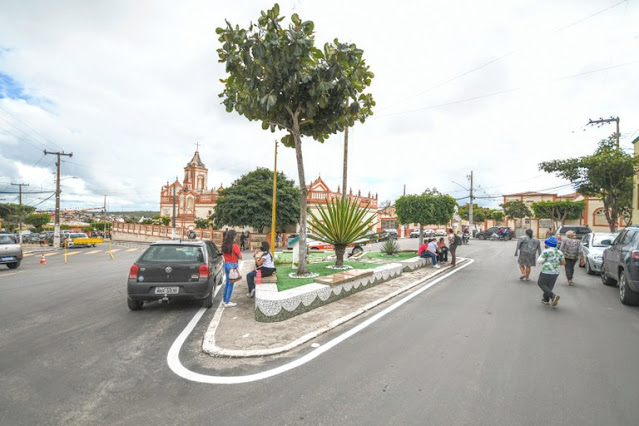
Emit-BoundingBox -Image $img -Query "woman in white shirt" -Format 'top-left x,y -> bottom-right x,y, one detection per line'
246,241 -> 276,298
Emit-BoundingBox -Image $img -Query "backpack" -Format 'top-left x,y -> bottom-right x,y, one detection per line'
453,234 -> 462,246
562,239 -> 580,260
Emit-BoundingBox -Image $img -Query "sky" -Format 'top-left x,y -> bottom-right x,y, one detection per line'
1,0 -> 638,213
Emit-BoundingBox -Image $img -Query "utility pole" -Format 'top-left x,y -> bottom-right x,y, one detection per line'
11,182 -> 29,243
44,150 -> 73,249
103,195 -> 107,236
468,171 -> 474,234
588,116 -> 620,147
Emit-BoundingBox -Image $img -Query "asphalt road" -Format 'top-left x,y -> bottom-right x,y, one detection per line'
1,240 -> 639,425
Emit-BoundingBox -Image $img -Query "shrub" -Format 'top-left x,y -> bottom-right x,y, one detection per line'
381,240 -> 400,256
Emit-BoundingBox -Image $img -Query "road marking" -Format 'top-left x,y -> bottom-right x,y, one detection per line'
65,251 -> 82,256
125,248 -> 138,252
167,258 -> 474,384
110,249 -> 122,253
0,271 -> 22,278
83,250 -> 102,255
23,253 -> 35,257
43,252 -> 59,257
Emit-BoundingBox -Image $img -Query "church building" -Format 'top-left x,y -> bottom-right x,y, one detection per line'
159,150 -> 222,229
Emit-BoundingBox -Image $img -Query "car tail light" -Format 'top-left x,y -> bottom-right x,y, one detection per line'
199,264 -> 209,279
632,251 -> 639,261
128,264 -> 139,280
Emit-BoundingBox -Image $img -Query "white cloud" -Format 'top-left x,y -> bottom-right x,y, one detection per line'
1,0 -> 638,212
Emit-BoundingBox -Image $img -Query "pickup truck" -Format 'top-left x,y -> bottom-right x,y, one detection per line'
0,233 -> 23,269
65,233 -> 103,248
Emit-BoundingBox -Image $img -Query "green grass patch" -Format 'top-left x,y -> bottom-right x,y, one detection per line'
276,261 -> 380,291
363,251 -> 418,261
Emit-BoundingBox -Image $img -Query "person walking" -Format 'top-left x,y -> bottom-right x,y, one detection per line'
514,229 -> 541,281
239,231 -> 247,251
246,241 -> 276,298
221,230 -> 242,308
559,230 -> 580,286
448,228 -> 460,266
537,236 -> 565,307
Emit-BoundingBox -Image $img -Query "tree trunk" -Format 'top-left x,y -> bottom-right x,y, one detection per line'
342,99 -> 349,201
418,223 -> 424,247
292,124 -> 309,275
335,245 -> 346,267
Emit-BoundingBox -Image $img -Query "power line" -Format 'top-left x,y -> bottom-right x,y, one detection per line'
0,105 -> 64,151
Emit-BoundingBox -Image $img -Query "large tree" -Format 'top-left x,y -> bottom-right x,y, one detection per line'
501,200 -> 532,224
458,203 -> 489,225
396,194 -> 456,245
0,203 -> 35,231
24,213 -> 51,232
530,200 -> 585,230
212,168 -> 300,232
539,136 -> 638,232
216,4 -> 375,275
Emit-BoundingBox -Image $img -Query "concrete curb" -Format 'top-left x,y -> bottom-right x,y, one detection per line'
202,258 -> 469,358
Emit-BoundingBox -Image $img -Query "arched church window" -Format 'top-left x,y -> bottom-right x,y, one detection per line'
197,175 -> 204,190
187,197 -> 194,210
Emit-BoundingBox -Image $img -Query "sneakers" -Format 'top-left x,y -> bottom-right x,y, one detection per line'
222,302 -> 237,308
552,295 -> 560,306
247,289 -> 255,298
541,299 -> 550,305
433,264 -> 441,269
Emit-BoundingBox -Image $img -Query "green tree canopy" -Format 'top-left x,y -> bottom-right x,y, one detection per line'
458,204 -> 488,224
490,209 -> 505,223
194,218 -> 210,229
502,200 -> 532,219
0,203 -> 36,231
216,3 -> 375,274
530,200 -> 585,229
25,213 -> 51,231
212,168 -> 300,232
396,194 -> 456,245
539,136 -> 638,231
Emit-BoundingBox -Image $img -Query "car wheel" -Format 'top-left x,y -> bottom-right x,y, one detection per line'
203,277 -> 216,308
351,246 -> 364,256
600,264 -> 616,286
127,298 -> 143,311
479,234 -> 485,240
619,272 -> 639,306
586,260 -> 595,275
7,261 -> 20,269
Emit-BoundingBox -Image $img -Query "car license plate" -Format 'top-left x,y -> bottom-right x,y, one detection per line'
155,287 -> 179,294
1,257 -> 13,261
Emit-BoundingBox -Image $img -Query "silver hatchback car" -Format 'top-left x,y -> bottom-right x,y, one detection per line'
580,232 -> 619,275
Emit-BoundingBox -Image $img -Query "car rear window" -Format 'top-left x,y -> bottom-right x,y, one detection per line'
140,245 -> 205,263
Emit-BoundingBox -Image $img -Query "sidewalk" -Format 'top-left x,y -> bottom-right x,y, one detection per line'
203,258 -> 467,357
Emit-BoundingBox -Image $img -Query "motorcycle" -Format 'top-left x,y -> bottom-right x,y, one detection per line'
462,232 -> 470,244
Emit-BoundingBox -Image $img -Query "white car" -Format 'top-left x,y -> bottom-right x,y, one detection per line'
580,232 -> 619,275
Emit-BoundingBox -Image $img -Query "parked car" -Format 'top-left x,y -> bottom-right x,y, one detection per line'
580,232 -> 619,275
601,225 -> 639,305
556,225 -> 591,243
410,229 -> 435,238
475,226 -> 514,240
0,233 -> 23,269
126,239 -> 225,310
435,229 -> 447,236
380,229 -> 398,241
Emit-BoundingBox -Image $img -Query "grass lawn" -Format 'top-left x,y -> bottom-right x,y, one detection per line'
363,251 -> 418,261
276,261 -> 380,291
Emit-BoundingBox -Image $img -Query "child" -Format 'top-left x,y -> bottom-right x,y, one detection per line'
537,237 -> 565,306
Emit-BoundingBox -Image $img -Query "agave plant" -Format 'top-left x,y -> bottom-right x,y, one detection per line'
308,197 -> 377,267
381,240 -> 400,256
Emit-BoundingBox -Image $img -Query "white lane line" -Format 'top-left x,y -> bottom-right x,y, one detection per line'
167,258 -> 474,384
125,248 -> 138,252
65,251 -> 82,256
0,271 -> 22,278
83,250 -> 102,255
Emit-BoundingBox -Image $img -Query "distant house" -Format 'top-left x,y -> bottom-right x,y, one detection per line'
500,191 -> 622,237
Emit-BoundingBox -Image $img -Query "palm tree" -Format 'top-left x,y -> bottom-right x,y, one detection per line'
308,197 -> 377,267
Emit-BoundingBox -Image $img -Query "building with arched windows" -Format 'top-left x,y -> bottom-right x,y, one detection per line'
500,191 -> 624,237
159,150 -> 222,229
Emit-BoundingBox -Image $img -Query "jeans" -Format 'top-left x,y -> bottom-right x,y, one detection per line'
223,262 -> 238,303
538,272 -> 559,301
450,244 -> 457,266
247,267 -> 276,292
420,251 -> 437,266
564,258 -> 577,280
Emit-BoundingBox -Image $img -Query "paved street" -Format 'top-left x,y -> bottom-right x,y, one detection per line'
1,240 -> 639,425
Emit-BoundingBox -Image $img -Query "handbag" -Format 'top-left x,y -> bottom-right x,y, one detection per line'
229,267 -> 242,282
